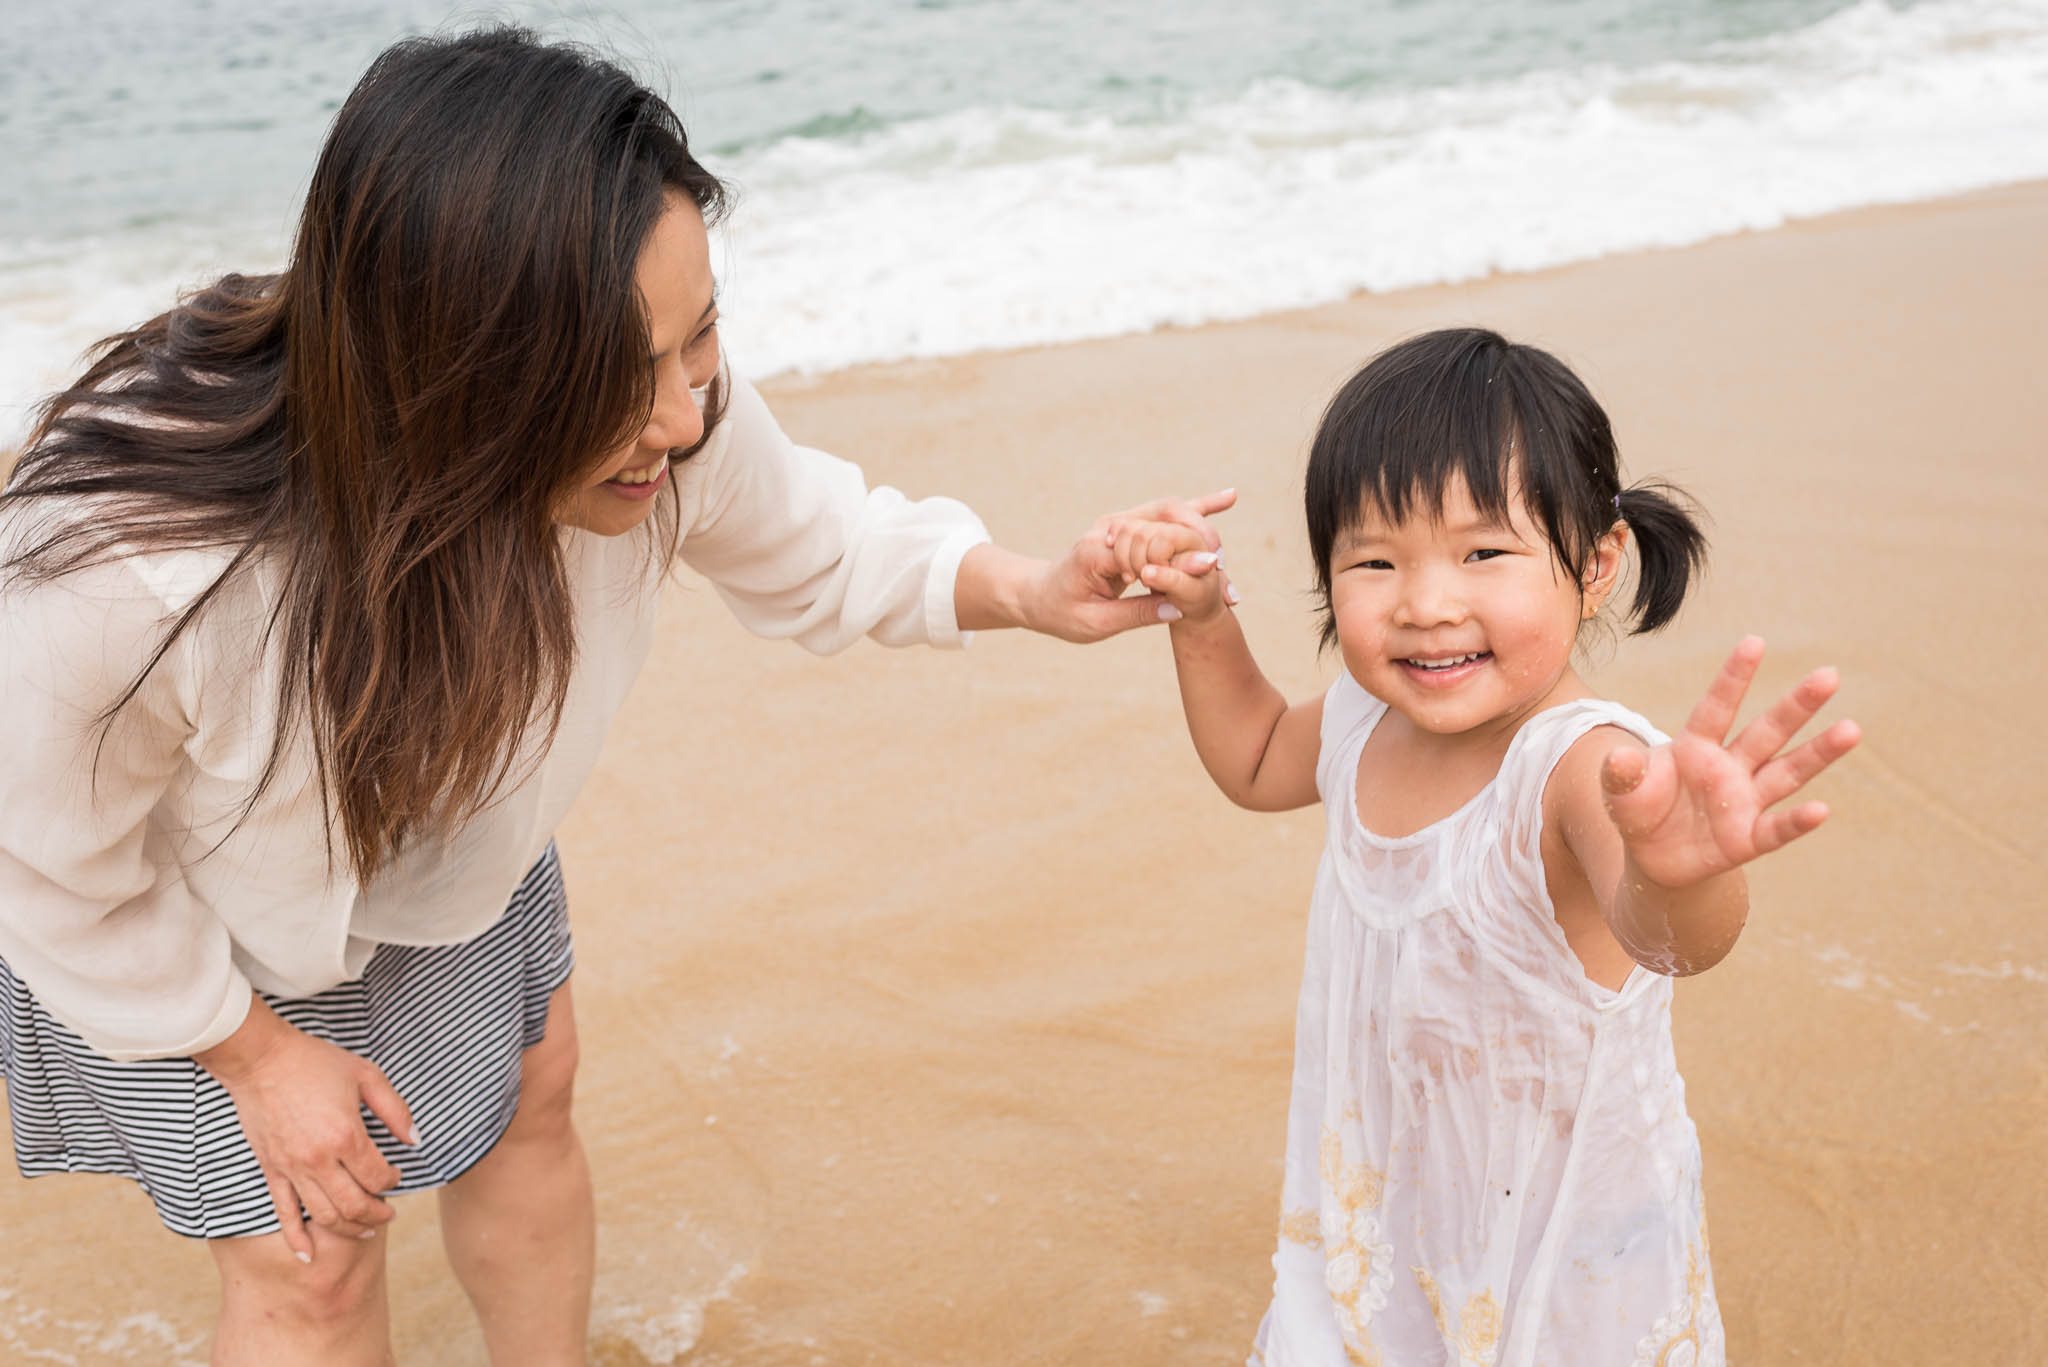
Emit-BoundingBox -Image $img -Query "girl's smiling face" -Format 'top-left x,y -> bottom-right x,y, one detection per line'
1329,474 -> 1627,743
557,192 -> 723,537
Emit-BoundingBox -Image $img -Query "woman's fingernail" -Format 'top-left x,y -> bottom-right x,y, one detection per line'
295,1250 -> 312,1265
1188,551 -> 1219,569
1225,584 -> 1241,605
1157,603 -> 1183,622
358,1229 -> 378,1241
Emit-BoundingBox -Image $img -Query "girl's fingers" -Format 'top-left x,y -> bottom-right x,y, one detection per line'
1598,747 -> 1653,829
1751,718 -> 1862,809
1138,561 -> 1202,603
266,1170 -> 313,1264
1751,800 -> 1829,857
1729,667 -> 1841,769
1684,637 -> 1766,745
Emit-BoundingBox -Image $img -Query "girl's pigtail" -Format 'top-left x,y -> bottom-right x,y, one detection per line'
1615,482 -> 1708,634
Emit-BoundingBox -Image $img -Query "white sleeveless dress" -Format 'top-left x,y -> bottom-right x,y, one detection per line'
1250,673 -> 1724,1367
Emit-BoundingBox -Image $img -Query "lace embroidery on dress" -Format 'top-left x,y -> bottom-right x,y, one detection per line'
1316,1119 -> 1395,1365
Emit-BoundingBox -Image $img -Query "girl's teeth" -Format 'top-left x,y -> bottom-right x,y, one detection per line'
1411,653 -> 1482,670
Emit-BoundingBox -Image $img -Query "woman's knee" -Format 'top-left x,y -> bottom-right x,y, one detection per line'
211,1227 -> 388,1334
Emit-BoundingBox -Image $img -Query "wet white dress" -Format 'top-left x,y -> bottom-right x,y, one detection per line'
1250,673 -> 1724,1367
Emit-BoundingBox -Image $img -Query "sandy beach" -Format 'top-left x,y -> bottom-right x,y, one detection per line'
3,179 -> 2043,1364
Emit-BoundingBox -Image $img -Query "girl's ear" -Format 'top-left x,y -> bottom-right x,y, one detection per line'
1581,521 -> 1631,619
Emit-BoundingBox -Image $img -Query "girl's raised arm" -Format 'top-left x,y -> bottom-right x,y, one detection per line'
1551,637 -> 1861,976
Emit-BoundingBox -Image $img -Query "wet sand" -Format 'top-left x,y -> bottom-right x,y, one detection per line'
3,180 -> 2045,1364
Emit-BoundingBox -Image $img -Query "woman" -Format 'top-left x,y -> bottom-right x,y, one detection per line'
0,28 -> 1227,1365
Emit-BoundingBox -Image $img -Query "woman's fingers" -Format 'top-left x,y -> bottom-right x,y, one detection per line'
1684,637 -> 1765,745
335,1131 -> 402,1220
265,1169 -> 314,1264
1116,492 -> 1234,549
289,1163 -> 359,1235
1095,591 -> 1188,634
358,1066 -> 420,1148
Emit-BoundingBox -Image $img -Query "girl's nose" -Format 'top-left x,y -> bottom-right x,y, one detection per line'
1395,567 -> 1466,626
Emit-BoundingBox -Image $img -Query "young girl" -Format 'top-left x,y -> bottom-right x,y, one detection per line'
1113,328 -> 1859,1365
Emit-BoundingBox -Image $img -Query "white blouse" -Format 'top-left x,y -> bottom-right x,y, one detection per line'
0,374 -> 988,1061
1251,673 -> 1724,1367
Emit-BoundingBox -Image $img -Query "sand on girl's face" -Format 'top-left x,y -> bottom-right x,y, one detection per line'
3,182 -> 2043,1365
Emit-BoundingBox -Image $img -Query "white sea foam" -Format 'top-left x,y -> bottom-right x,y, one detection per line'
4,0 -> 2047,447
704,0 -> 2048,379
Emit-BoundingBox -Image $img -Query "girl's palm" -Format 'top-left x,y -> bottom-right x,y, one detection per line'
1602,637 -> 1861,890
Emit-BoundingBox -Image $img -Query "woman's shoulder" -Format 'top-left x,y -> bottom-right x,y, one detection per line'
0,501 -> 274,708
3,496 -> 248,614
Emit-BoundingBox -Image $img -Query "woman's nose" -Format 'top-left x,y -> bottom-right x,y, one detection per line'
638,369 -> 705,455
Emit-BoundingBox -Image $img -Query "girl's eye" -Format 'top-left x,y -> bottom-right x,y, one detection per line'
1358,558 -> 1393,571
1466,548 -> 1506,563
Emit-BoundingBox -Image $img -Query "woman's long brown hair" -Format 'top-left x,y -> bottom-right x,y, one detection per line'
1,28 -> 728,882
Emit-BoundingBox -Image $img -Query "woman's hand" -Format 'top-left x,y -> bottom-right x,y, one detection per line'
195,996 -> 419,1263
957,489 -> 1237,641
1602,637 -> 1862,890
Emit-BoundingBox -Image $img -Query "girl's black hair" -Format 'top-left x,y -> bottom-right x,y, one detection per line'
1304,327 -> 1707,649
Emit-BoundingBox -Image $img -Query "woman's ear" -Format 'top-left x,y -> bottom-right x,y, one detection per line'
1581,521 -> 1631,619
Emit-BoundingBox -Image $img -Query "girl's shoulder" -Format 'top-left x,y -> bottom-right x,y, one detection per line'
1514,697 -> 1668,827
1314,669 -> 1385,796
1318,668 -> 1385,740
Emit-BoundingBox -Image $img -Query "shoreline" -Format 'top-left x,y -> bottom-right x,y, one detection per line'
1,177 -> 2043,1364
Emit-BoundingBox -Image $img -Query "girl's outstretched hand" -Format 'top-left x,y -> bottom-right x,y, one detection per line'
1601,636 -> 1861,890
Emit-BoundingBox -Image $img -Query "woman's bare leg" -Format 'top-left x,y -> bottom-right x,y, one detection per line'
209,1221 -> 396,1366
437,979 -> 596,1366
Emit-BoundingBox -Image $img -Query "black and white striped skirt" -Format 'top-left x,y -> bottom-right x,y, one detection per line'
0,841 -> 574,1240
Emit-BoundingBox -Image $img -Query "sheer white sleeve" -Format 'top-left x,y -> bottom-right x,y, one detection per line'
673,374 -> 991,653
0,554 -> 252,1060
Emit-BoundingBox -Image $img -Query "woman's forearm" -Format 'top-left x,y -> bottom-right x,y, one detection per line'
952,543 -> 1045,632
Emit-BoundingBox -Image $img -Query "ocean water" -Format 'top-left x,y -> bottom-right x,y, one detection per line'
4,0 -> 2048,444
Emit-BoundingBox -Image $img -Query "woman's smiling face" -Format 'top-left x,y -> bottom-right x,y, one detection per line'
557,192 -> 722,537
